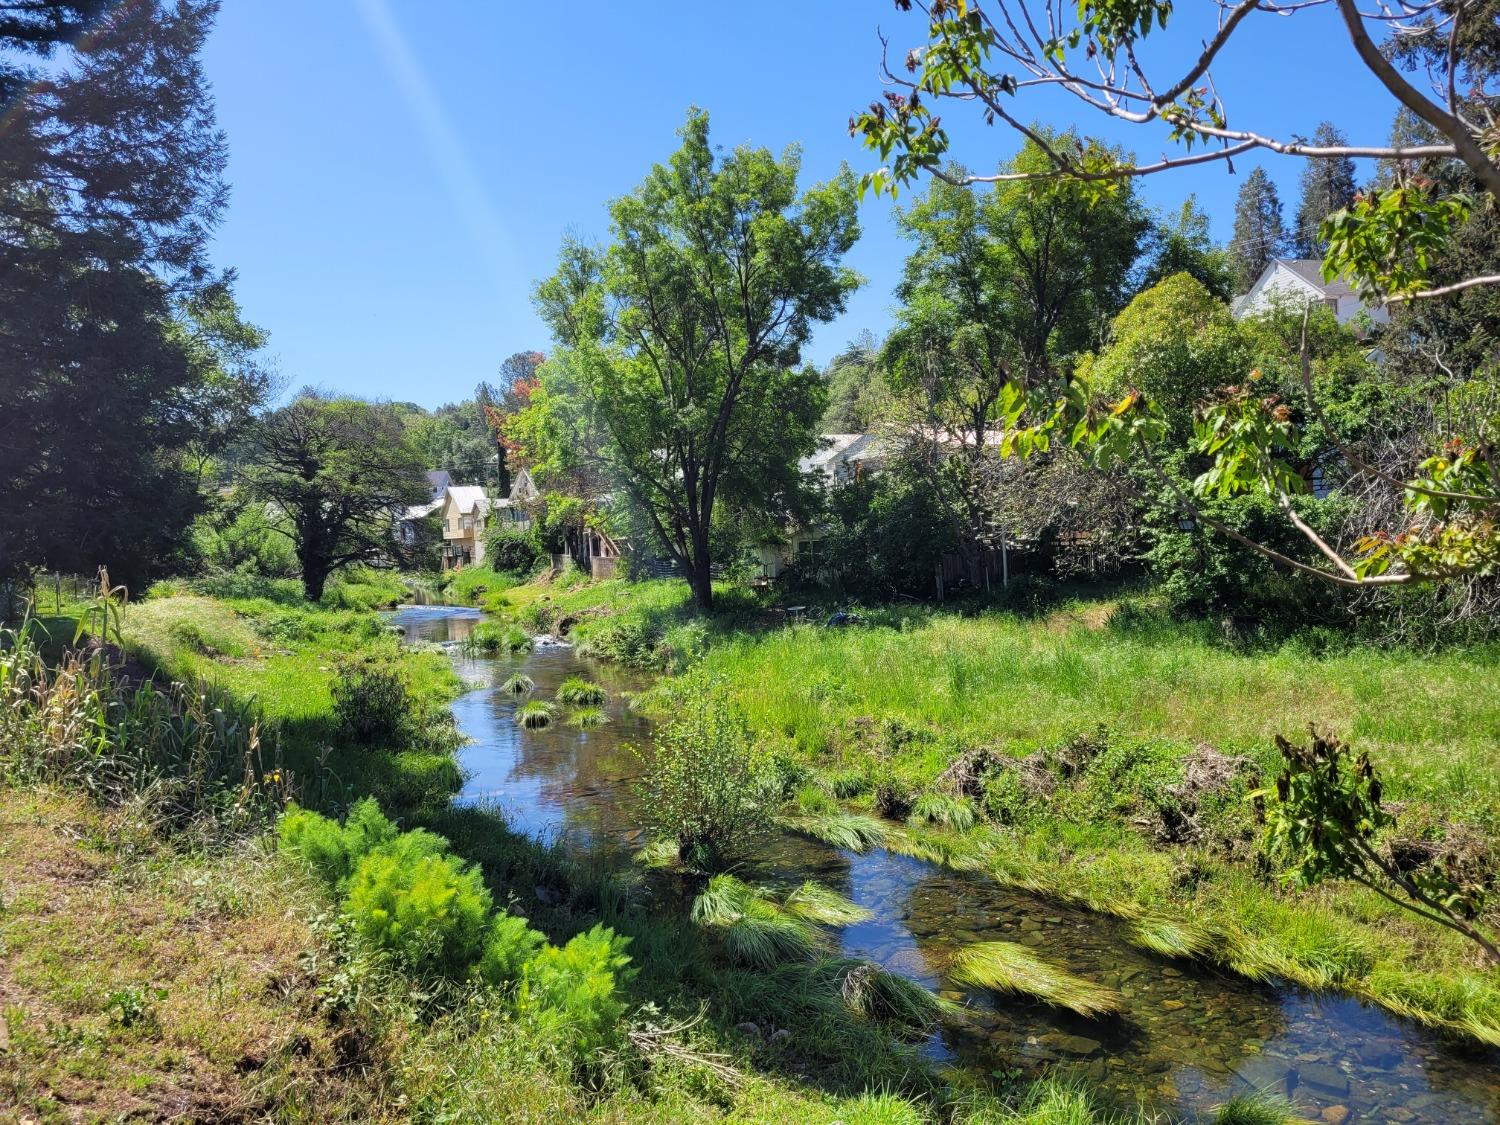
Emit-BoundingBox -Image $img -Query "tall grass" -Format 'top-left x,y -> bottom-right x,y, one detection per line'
947,941 -> 1123,1018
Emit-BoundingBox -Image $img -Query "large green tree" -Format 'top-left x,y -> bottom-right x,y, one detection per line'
241,395 -> 427,601
1292,123 -> 1359,258
0,0 -> 267,591
1141,196 -> 1236,300
533,111 -> 860,608
1229,168 -> 1288,292
882,141 -> 1147,572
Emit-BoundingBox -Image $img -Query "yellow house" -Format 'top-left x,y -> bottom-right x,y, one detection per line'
437,471 -> 538,571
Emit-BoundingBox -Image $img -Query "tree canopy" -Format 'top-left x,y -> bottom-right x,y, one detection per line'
531,111 -> 860,608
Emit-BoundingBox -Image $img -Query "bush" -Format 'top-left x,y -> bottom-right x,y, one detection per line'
331,659 -> 414,745
485,528 -> 542,577
637,692 -> 773,872
343,842 -> 493,976
477,913 -> 548,987
516,924 -> 634,1065
277,797 -> 401,887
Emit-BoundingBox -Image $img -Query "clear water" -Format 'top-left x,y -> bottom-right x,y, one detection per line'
392,606 -> 1500,1122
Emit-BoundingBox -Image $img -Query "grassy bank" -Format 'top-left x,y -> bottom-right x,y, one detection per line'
492,575 -> 1500,1044
41,579 -> 1250,1124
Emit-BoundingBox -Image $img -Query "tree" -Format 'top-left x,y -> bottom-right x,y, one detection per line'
1229,168 -> 1287,292
851,0 -> 1500,594
0,1 -> 267,591
1140,196 -> 1236,300
533,111 -> 860,609
1292,123 -> 1359,258
821,332 -> 886,432
480,351 -> 544,495
882,141 -> 1147,575
241,395 -> 427,601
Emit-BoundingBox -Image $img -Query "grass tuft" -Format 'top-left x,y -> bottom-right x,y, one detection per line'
691,875 -> 822,968
499,673 -> 535,695
830,959 -> 959,1036
783,881 -> 873,926
947,941 -> 1122,1018
555,676 -> 607,705
907,791 -> 977,832
1211,1091 -> 1295,1124
569,706 -> 609,728
1127,917 -> 1216,960
778,812 -> 888,853
515,701 -> 556,729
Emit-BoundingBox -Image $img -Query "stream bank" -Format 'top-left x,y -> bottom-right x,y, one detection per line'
394,605 -> 1500,1123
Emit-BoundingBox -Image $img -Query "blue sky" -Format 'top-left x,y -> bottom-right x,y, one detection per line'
202,1 -> 1401,409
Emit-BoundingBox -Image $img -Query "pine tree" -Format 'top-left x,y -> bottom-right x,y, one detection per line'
1291,123 -> 1358,257
0,2 -> 265,589
1229,168 -> 1287,293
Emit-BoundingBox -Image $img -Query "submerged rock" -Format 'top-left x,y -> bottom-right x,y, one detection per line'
1297,1061 -> 1352,1097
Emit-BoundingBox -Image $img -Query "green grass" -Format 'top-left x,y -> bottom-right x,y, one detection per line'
569,706 -> 609,728
515,700 -> 557,729
499,673 -> 535,695
947,941 -> 1124,1018
440,565 -> 518,612
555,676 -> 607,704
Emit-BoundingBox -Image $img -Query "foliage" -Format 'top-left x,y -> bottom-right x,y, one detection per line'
485,527 -> 542,577
342,840 -> 494,976
531,109 -> 860,608
516,700 -> 557,729
821,330 -> 888,431
1256,728 -> 1499,963
240,394 -> 428,601
500,673 -> 535,695
555,676 -> 606,705
515,924 -> 635,1066
1291,123 -> 1358,258
1228,168 -> 1287,294
947,941 -> 1123,1017
468,621 -> 532,655
331,659 -> 415,746
0,0 -> 268,591
277,798 -> 398,888
1141,196 -> 1236,300
690,874 -> 822,967
636,693 -> 773,872
192,501 -> 299,578
476,912 -> 548,988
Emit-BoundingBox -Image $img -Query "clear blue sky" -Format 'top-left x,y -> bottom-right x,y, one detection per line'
201,1 -> 1400,409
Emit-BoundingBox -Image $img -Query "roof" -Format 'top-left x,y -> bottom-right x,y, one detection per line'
1275,259 -> 1355,298
444,485 -> 491,515
401,499 -> 441,521
799,433 -> 865,475
425,470 -> 452,492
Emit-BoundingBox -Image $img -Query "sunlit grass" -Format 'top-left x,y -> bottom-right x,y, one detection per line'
948,941 -> 1123,1018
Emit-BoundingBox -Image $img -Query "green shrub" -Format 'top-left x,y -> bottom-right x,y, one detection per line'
277,798 -> 406,887
485,528 -> 542,577
343,843 -> 493,976
517,924 -> 635,1064
476,913 -> 548,988
331,660 -> 414,745
637,693 -> 772,872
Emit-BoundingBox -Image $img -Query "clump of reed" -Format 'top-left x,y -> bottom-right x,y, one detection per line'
515,701 -> 556,730
569,706 -> 609,729
555,676 -> 607,705
778,811 -> 888,853
465,621 -> 532,655
692,875 -> 821,968
499,673 -> 535,695
824,958 -> 959,1037
906,791 -> 977,832
1127,917 -> 1216,961
947,941 -> 1122,1018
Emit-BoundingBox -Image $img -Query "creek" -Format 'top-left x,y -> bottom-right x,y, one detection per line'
392,605 -> 1500,1123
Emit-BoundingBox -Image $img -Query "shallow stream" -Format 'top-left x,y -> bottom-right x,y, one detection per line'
393,605 -> 1500,1122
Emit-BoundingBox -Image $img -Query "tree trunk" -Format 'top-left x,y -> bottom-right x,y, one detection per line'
497,441 -> 511,498
302,566 -> 328,603
686,554 -> 714,610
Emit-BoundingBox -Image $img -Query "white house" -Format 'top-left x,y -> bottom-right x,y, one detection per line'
1232,259 -> 1389,328
752,433 -> 889,578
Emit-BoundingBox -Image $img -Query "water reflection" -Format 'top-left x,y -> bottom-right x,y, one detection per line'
391,606 -> 1500,1123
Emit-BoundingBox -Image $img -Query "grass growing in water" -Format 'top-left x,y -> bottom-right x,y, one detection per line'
1209,1092 -> 1297,1125
907,791 -> 976,831
515,701 -> 556,729
1127,917 -> 1216,960
829,959 -> 958,1037
948,941 -> 1123,1018
778,811 -> 888,852
500,673 -> 535,695
569,706 -> 609,728
467,621 -> 532,655
692,875 -> 825,968
556,676 -> 607,704
783,881 -> 873,926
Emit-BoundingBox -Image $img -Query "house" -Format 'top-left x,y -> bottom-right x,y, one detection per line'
436,469 -> 539,571
1231,259 -> 1389,328
752,433 -> 889,578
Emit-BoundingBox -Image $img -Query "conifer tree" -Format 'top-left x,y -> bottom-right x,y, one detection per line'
1291,123 -> 1359,258
1228,168 -> 1287,293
